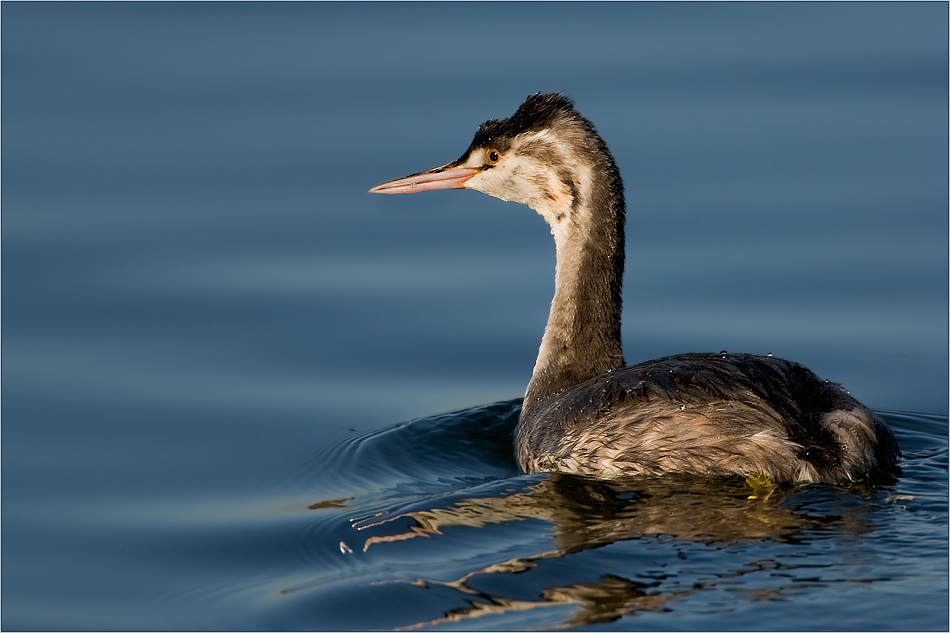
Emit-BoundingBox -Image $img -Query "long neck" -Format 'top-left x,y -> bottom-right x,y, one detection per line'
523,167 -> 625,414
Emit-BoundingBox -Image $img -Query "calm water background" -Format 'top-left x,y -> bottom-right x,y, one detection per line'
3,2 -> 947,630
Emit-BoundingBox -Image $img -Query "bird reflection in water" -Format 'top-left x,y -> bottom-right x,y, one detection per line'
350,475 -> 807,552
319,473 -> 871,629
400,574 -> 675,631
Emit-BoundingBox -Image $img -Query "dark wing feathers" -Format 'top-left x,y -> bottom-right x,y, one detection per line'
539,353 -> 824,430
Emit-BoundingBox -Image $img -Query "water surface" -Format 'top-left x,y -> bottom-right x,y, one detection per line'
3,3 -> 947,630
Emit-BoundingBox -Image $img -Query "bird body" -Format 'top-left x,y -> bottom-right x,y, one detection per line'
518,352 -> 894,484
370,93 -> 899,484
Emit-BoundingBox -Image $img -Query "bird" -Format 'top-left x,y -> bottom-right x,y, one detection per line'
369,92 -> 899,484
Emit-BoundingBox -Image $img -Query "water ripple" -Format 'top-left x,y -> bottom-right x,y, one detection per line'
162,405 -> 949,630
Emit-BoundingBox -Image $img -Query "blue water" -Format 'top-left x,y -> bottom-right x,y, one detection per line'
3,3 -> 947,630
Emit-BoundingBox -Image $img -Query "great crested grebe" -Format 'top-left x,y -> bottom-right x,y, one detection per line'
370,93 -> 899,484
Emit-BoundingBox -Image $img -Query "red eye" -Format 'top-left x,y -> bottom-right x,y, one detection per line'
488,150 -> 500,163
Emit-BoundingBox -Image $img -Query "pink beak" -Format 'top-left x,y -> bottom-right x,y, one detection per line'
369,164 -> 479,194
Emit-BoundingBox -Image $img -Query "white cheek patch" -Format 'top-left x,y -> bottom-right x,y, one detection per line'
462,130 -> 596,235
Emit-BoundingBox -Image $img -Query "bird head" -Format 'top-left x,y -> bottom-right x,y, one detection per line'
370,93 -> 621,230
